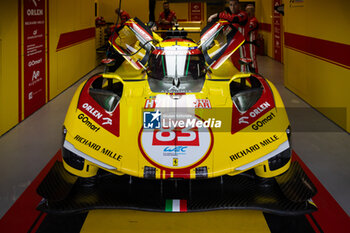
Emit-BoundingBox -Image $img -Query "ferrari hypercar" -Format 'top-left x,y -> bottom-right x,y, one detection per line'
63,18 -> 292,181
38,18 -> 317,214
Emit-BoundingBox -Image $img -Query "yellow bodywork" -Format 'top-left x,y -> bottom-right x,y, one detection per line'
63,40 -> 291,180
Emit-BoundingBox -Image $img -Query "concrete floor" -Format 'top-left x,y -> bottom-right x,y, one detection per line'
0,56 -> 349,218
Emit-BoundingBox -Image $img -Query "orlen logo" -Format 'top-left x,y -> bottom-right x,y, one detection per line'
238,101 -> 271,125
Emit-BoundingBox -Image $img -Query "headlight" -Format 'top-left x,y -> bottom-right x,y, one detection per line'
268,126 -> 292,171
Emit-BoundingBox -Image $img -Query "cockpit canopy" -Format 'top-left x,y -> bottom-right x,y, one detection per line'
148,43 -> 207,93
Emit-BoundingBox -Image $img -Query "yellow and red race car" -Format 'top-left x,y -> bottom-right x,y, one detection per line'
38,18 -> 317,214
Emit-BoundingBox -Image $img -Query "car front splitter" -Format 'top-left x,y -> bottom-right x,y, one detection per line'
37,161 -> 317,216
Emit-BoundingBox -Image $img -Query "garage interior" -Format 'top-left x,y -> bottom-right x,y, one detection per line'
0,0 -> 349,232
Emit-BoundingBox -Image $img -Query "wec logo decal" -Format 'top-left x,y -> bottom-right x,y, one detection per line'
163,146 -> 188,156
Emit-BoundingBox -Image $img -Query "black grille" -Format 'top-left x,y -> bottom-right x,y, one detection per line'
195,166 -> 208,179
144,166 -> 156,179
268,147 -> 291,171
62,148 -> 85,170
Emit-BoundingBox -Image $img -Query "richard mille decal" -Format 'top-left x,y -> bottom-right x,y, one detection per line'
74,134 -> 122,160
74,134 -> 101,150
229,134 -> 279,161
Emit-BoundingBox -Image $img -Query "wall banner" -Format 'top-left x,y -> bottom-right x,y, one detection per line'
273,0 -> 282,62
21,0 -> 47,118
189,2 -> 202,21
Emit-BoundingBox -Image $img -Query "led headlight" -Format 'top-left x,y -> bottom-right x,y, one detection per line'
268,126 -> 292,171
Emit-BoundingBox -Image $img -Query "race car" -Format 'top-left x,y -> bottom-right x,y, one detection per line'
38,18 -> 317,214
62,18 -> 292,180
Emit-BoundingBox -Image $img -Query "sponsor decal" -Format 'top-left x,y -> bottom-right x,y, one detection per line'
173,158 -> 178,166
259,134 -> 279,147
28,58 -> 42,67
229,134 -> 279,161
78,113 -> 100,132
82,103 -> 104,120
28,70 -> 42,87
101,147 -> 123,161
32,70 -> 40,80
144,99 -> 212,109
195,99 -> 212,109
74,134 -> 101,151
238,101 -> 271,125
74,134 -> 122,161
163,146 -> 187,156
102,117 -> 112,125
251,112 -> 275,130
248,102 -> 271,118
26,8 -> 44,16
239,116 -> 249,124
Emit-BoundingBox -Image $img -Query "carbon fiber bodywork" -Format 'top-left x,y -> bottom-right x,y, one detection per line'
37,161 -> 316,215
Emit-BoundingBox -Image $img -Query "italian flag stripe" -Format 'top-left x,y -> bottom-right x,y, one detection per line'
165,199 -> 187,212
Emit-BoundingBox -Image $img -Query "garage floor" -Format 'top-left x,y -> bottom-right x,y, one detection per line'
0,56 -> 349,232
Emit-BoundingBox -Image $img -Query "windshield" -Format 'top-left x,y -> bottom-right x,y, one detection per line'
148,50 -> 207,93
